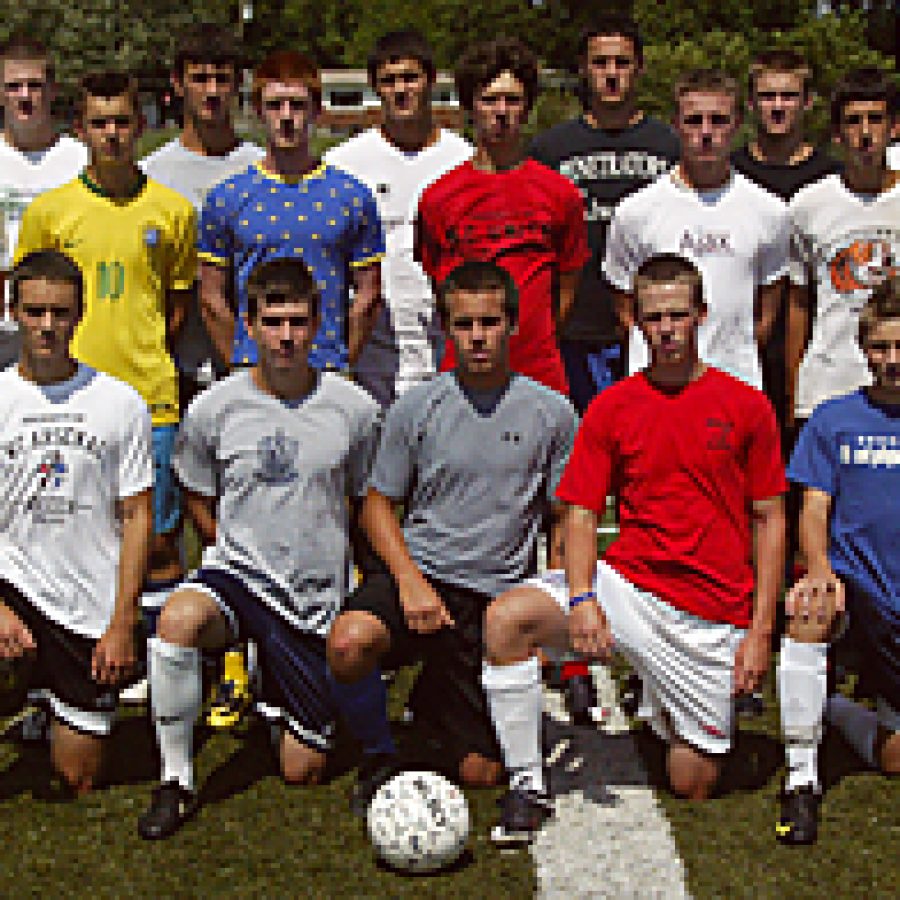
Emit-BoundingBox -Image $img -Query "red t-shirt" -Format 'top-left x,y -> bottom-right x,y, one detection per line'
556,368 -> 787,627
416,159 -> 590,395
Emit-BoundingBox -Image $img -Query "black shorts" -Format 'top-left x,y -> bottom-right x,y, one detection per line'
344,572 -> 501,765
185,568 -> 335,751
0,579 -> 125,736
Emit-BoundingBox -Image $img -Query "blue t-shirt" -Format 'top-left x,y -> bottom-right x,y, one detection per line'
198,162 -> 385,368
788,389 -> 899,619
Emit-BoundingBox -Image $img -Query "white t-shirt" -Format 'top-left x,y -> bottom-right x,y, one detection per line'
603,168 -> 790,388
0,365 -> 152,638
0,134 -> 88,367
887,144 -> 899,172
174,370 -> 381,637
324,128 -> 472,400
140,138 -> 265,379
789,173 -> 900,418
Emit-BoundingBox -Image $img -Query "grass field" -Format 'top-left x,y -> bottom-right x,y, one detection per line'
0,659 -> 896,898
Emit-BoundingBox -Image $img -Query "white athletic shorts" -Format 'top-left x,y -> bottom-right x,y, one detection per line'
525,562 -> 746,755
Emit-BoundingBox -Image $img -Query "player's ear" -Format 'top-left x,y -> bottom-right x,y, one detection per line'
171,69 -> 185,99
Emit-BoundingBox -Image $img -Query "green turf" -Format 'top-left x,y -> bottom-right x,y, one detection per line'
0,669 -> 535,897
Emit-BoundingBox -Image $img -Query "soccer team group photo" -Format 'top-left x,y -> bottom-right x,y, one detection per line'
0,3 -> 895,894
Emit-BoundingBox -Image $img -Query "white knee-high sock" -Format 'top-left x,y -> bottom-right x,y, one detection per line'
778,637 -> 828,792
149,637 -> 202,791
482,656 -> 545,794
826,694 -> 878,768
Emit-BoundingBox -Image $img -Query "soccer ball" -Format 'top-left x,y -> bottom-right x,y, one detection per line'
366,770 -> 470,873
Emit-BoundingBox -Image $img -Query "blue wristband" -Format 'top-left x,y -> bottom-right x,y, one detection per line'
569,590 -> 596,610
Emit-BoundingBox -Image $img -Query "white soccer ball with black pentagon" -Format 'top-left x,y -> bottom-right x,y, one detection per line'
366,770 -> 470,873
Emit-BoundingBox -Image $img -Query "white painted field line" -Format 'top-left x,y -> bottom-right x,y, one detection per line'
533,685 -> 691,899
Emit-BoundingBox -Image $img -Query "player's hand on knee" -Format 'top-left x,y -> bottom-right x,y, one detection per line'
0,603 -> 35,659
568,600 -> 613,662
398,574 -> 455,634
785,572 -> 844,623
92,619 -> 137,686
733,628 -> 769,695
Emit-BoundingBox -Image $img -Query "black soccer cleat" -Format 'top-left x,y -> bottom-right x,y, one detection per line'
0,704 -> 50,745
490,788 -> 552,847
564,673 -> 597,727
137,781 -> 198,840
776,784 -> 821,846
620,672 -> 642,718
350,752 -> 400,818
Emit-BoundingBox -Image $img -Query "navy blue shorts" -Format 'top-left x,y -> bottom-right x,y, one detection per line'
848,587 -> 899,712
186,568 -> 335,751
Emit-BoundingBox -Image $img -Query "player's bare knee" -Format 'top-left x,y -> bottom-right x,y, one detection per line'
53,757 -> 99,796
667,744 -> 720,801
157,592 -> 210,647
326,614 -> 381,682
484,592 -> 531,662
280,739 -> 326,786
877,731 -> 900,775
458,753 -> 502,788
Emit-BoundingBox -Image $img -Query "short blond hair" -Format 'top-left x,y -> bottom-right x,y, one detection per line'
634,254 -> 705,318
675,68 -> 740,108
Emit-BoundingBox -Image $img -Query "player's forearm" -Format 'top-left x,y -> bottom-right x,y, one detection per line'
563,505 -> 599,597
750,498 -> 784,638
360,489 -> 421,584
754,280 -> 783,348
113,491 -> 153,627
799,494 -> 832,577
556,270 -> 581,328
612,287 -> 635,332
166,288 -> 190,351
185,491 -> 217,547
547,504 -> 567,569
785,286 -> 810,422
348,266 -> 382,367
200,266 -> 235,367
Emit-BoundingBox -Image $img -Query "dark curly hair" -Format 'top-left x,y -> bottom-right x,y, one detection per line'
454,37 -> 539,114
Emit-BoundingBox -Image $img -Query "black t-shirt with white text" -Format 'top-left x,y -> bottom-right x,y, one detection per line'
731,145 -> 840,202
529,115 -> 679,342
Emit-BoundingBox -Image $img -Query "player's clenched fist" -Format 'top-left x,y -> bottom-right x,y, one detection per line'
785,572 -> 845,622
0,602 -> 36,659
398,575 -> 456,634
568,599 -> 614,662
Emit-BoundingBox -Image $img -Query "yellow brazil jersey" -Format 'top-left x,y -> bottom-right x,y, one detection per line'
15,171 -> 196,426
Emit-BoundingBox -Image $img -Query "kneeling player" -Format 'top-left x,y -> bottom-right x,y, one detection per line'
327,261 -> 577,811
0,251 -> 153,794
137,258 -> 381,839
481,255 -> 786,845
776,279 -> 900,846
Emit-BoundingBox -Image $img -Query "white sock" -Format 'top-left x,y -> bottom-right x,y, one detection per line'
826,694 -> 877,768
149,637 -> 201,792
778,638 -> 828,792
482,656 -> 545,795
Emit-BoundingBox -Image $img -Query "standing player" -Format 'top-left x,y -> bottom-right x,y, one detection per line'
0,250 -> 152,795
199,50 -> 384,373
480,255 -> 786,845
141,24 -> 264,723
529,15 -> 677,412
604,69 -> 790,390
326,261 -> 578,809
15,72 -> 197,661
325,30 -> 472,407
0,36 -> 87,369
787,68 -> 899,432
141,24 -> 263,405
776,279 -> 899,845
528,14 -> 678,722
137,258 -> 381,839
416,37 -> 590,396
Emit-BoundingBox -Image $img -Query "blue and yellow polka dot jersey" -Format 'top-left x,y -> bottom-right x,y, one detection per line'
198,162 -> 385,368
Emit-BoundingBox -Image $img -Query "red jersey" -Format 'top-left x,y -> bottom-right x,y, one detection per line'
556,368 -> 787,627
416,159 -> 590,395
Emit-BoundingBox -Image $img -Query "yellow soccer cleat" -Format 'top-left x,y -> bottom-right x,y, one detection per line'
205,650 -> 252,730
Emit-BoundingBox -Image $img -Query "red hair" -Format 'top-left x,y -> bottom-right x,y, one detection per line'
253,51 -> 321,110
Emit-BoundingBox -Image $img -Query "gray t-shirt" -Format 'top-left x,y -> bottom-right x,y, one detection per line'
371,373 -> 578,597
174,370 -> 381,636
140,138 -> 264,380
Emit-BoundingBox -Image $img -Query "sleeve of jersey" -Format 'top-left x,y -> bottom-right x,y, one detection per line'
13,200 -> 53,265
172,405 -> 218,497
756,204 -> 791,286
554,405 -> 614,513
745,396 -> 789,500
602,204 -> 643,292
786,412 -> 836,496
368,398 -> 415,501
197,184 -> 234,268
349,186 -> 386,269
118,400 -> 154,499
548,402 -> 580,496
348,402 -> 384,499
169,203 -> 198,290
555,179 -> 591,273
